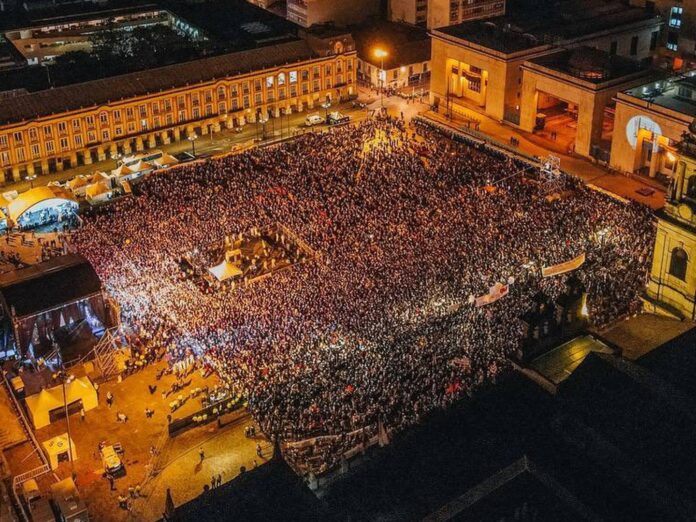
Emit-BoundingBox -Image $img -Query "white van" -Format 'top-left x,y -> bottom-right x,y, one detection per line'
305,114 -> 324,127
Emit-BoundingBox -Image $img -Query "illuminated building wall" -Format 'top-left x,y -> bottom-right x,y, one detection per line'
0,36 -> 357,183
610,78 -> 693,177
645,131 -> 696,319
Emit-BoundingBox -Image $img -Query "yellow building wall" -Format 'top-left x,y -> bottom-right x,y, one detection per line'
610,97 -> 689,174
430,36 -> 511,121
0,52 -> 357,183
646,155 -> 696,319
520,69 -> 617,158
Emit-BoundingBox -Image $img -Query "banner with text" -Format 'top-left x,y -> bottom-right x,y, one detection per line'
542,253 -> 586,278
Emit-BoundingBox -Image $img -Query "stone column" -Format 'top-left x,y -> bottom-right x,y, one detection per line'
122,141 -> 132,155
135,137 -> 144,152
84,151 -> 93,165
161,131 -> 171,145
40,160 -> 49,175
173,128 -> 181,142
147,134 -> 156,149
97,146 -> 106,162
11,166 -> 20,182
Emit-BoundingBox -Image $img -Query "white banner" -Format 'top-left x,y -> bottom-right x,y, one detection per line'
475,282 -> 509,307
542,253 -> 586,278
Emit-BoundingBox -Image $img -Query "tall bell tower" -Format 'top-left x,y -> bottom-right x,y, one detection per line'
645,120 -> 696,319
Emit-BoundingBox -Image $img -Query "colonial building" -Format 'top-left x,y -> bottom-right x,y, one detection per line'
429,0 -> 661,158
0,32 -> 357,183
645,121 -> 696,319
388,0 -> 505,29
610,74 -> 696,179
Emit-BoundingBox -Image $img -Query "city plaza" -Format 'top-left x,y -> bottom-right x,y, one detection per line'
0,0 -> 695,520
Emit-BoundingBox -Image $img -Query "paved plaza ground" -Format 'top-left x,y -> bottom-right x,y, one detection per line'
5,360 -> 269,521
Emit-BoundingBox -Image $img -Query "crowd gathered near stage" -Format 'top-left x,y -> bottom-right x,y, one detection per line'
69,117 -> 655,471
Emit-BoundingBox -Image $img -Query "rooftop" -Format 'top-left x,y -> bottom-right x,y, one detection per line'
622,71 -> 696,118
0,254 -> 101,318
0,39 -> 320,125
351,21 -> 431,69
435,0 -> 660,55
527,47 -> 650,85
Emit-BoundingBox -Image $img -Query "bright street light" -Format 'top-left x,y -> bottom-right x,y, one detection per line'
188,133 -> 198,157
374,49 -> 388,107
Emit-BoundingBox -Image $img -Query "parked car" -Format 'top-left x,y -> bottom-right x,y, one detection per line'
305,114 -> 324,126
101,445 -> 124,475
327,112 -> 350,125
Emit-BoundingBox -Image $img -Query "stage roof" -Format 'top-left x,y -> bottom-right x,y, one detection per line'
0,254 -> 101,318
6,186 -> 77,224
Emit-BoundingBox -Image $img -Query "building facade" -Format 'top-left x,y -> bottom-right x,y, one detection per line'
388,0 -> 504,28
645,122 -> 696,319
0,35 -> 357,183
610,75 -> 696,178
629,0 -> 696,69
285,0 -> 380,28
430,0 -> 661,157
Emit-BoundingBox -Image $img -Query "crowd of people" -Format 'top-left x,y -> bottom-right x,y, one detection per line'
69,117 -> 655,471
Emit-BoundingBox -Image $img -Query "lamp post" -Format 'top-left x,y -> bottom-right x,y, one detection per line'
374,49 -> 388,108
25,174 -> 37,189
187,133 -> 198,157
259,116 -> 268,140
321,100 -> 331,123
58,371 -> 76,477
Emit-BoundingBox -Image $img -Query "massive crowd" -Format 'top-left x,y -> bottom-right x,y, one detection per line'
69,117 -> 654,470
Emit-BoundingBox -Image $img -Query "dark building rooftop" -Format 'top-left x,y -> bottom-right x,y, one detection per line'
435,0 -> 660,55
0,254 -> 101,318
527,47 -> 650,85
0,39 -> 321,125
351,21 -> 431,69
170,456 -> 331,521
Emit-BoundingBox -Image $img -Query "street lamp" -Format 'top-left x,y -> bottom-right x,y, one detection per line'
321,100 -> 331,122
25,174 -> 37,189
374,49 -> 388,107
188,133 -> 198,157
260,116 -> 268,139
110,152 -> 122,166
57,371 -> 76,477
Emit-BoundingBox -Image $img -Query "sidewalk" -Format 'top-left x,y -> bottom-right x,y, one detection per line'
424,108 -> 666,210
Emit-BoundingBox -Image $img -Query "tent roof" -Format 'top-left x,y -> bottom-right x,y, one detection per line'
209,261 -> 243,282
27,377 -> 95,414
7,186 -> 77,223
112,164 -> 134,177
0,254 -> 101,317
85,182 -> 110,198
67,176 -> 89,189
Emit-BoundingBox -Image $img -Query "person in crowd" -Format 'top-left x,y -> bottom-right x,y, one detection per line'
66,117 -> 654,474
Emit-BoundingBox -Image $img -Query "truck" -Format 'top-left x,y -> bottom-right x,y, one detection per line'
327,112 -> 350,125
21,479 -> 56,522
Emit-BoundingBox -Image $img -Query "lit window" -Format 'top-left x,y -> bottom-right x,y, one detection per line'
670,6 -> 683,28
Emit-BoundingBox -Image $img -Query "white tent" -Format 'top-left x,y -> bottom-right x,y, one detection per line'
209,261 -> 243,282
25,377 -> 98,430
42,433 -> 77,470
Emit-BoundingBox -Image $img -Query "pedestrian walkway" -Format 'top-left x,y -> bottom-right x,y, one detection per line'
424,109 -> 666,210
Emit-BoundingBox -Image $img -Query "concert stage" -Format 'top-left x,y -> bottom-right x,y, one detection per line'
180,224 -> 316,291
